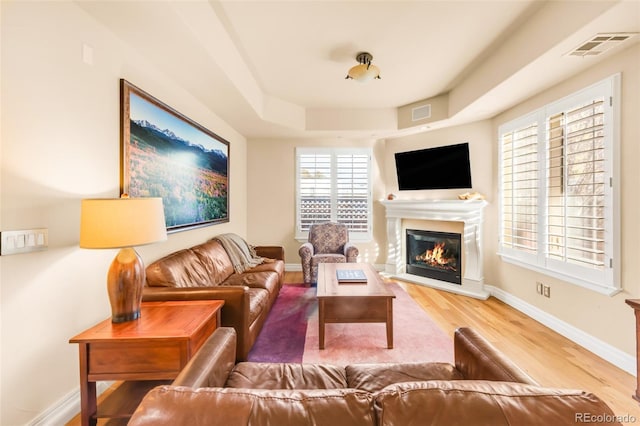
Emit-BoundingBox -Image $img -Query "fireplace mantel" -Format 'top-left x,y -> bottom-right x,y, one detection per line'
381,199 -> 489,299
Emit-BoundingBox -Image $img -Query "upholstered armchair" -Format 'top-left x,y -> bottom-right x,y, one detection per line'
299,222 -> 359,284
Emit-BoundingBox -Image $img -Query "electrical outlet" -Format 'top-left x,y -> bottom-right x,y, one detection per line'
536,282 -> 543,294
543,285 -> 551,298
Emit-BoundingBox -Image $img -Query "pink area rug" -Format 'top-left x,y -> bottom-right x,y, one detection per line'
302,281 -> 453,365
248,281 -> 453,365
247,284 -> 316,362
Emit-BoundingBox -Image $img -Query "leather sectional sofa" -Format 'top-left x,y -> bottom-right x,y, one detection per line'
141,237 -> 285,361
129,327 -> 619,426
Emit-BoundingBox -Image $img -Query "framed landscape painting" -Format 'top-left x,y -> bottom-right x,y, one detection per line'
120,79 -> 229,232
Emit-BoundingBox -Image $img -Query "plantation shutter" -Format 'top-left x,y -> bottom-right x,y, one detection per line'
546,98 -> 606,270
499,75 -> 617,294
336,153 -> 370,233
296,148 -> 372,238
298,153 -> 331,232
500,122 -> 539,254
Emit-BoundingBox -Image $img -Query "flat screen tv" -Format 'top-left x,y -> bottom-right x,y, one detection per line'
394,142 -> 472,190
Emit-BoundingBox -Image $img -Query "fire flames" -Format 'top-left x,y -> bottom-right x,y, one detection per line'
415,241 -> 457,271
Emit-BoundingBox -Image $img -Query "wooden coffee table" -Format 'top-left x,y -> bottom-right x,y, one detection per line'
316,263 -> 395,349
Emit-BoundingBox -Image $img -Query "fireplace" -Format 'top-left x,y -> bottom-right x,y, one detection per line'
381,199 -> 489,300
406,229 -> 462,285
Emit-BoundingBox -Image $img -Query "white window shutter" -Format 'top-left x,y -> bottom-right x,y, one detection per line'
296,148 -> 372,240
546,99 -> 606,270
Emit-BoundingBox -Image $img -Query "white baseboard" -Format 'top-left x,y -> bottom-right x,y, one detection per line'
486,285 -> 636,377
29,382 -> 112,426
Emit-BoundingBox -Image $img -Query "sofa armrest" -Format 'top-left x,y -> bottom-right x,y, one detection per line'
454,327 -> 538,385
172,327 -> 237,388
143,286 -> 250,361
254,245 -> 285,261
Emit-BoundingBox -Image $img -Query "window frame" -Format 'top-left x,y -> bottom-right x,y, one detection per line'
498,74 -> 621,296
295,147 -> 373,242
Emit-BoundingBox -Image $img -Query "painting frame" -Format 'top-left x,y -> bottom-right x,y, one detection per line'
120,79 -> 230,233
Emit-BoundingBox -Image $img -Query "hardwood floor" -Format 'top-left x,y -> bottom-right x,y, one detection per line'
398,277 -> 640,423
67,271 -> 639,425
287,270 -> 639,422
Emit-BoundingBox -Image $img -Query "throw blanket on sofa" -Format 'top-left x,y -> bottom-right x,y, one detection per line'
214,233 -> 264,273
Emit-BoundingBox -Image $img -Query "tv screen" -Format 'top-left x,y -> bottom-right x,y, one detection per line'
394,142 -> 472,190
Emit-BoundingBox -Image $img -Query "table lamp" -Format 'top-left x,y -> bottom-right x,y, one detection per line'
80,197 -> 167,322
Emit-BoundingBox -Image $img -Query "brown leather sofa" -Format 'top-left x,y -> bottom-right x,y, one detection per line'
141,238 -> 284,361
129,327 -> 619,426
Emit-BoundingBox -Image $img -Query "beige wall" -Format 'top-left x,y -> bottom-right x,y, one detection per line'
245,121 -> 490,274
381,120 -> 494,280
0,2 -> 248,424
383,120 -> 494,201
247,138 -> 387,266
488,44 -> 640,358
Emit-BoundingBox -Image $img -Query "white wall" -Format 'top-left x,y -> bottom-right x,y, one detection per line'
0,2 -> 248,424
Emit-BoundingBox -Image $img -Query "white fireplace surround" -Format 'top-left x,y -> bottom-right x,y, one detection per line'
381,199 -> 489,299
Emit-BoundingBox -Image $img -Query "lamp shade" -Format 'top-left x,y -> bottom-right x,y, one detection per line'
347,63 -> 381,82
80,198 -> 167,249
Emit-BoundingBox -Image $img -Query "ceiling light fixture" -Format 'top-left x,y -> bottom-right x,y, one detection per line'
345,52 -> 381,82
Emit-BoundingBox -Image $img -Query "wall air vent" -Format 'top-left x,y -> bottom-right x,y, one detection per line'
566,32 -> 638,57
412,104 -> 431,121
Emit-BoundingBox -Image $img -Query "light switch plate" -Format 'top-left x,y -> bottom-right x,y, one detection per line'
1,229 -> 48,255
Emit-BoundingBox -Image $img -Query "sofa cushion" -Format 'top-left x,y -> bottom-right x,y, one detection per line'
227,363 -> 348,389
373,380 -> 620,426
222,271 -> 279,293
246,258 -> 285,278
145,249 -> 214,288
190,240 -> 235,284
128,386 -> 375,426
346,362 -> 464,393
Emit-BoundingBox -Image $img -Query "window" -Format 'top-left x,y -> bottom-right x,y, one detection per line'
296,147 -> 372,241
498,75 -> 620,295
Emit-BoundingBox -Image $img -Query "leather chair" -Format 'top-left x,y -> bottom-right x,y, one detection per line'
299,222 -> 359,284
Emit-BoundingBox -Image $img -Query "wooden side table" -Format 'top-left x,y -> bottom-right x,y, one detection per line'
69,300 -> 224,426
625,299 -> 640,402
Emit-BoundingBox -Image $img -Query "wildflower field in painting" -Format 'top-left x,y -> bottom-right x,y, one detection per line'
126,119 -> 228,229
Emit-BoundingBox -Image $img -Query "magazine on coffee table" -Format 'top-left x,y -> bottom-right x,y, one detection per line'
336,268 -> 368,284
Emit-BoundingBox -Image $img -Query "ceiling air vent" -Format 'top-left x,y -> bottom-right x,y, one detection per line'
566,32 -> 638,57
412,104 -> 431,121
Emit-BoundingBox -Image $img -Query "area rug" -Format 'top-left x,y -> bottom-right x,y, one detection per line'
247,282 -> 454,365
247,284 -> 316,362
